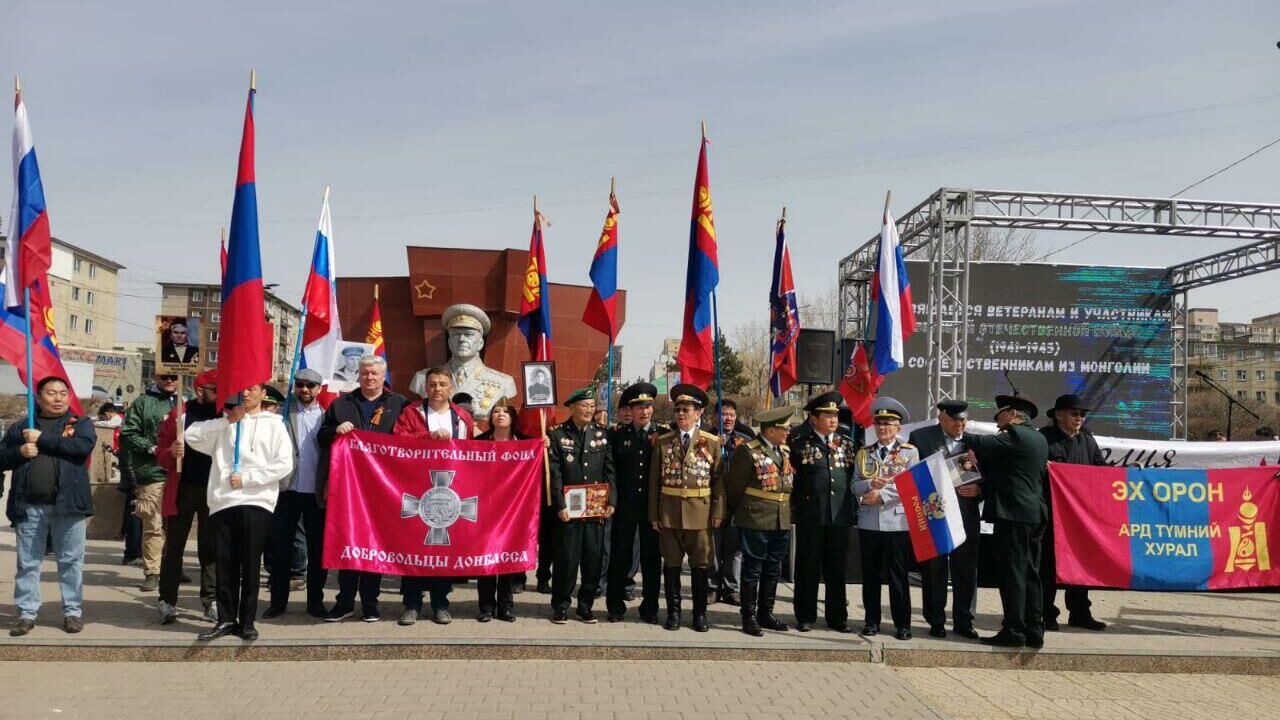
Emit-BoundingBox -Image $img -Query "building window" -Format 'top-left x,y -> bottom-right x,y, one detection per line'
1275,391 -> 1280,404
73,258 -> 82,273
84,318 -> 94,334
190,310 -> 201,318
1257,391 -> 1266,402
207,350 -> 218,364
86,290 -> 95,306
1237,349 -> 1247,360
1219,369 -> 1228,381
1236,390 -> 1246,399
209,330 -> 219,343
69,314 -> 79,331
211,311 -> 221,323
88,263 -> 97,278
1237,370 -> 1247,381
213,291 -> 222,303
1275,371 -> 1280,382
71,287 -> 80,301
191,289 -> 205,302
1257,370 -> 1266,381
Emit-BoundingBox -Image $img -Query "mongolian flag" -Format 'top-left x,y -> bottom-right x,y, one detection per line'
517,208 -> 554,436
365,287 -> 389,388
675,136 -> 719,388
217,80 -> 273,409
768,212 -> 800,398
582,191 -> 620,340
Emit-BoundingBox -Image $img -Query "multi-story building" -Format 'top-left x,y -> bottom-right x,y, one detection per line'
0,236 -> 125,349
647,338 -> 681,394
1187,308 -> 1280,409
158,282 -> 301,383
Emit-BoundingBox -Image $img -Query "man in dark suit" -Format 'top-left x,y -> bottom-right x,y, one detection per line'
910,400 -> 982,640
605,383 -> 661,623
160,321 -> 199,365
961,394 -> 1049,649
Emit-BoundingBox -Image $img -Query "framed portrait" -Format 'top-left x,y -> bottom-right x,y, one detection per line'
563,483 -> 610,519
155,315 -> 203,375
521,360 -> 557,408
330,341 -> 376,391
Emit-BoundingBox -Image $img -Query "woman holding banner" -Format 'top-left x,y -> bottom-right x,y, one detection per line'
474,401 -> 526,622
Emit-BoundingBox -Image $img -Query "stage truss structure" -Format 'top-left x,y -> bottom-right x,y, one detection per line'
838,188 -> 1280,439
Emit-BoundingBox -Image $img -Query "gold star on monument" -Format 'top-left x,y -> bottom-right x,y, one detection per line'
415,278 -> 437,300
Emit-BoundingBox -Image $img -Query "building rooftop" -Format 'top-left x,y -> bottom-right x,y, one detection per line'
0,235 -> 127,271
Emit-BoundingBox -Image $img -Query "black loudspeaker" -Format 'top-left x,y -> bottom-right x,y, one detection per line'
796,329 -> 837,385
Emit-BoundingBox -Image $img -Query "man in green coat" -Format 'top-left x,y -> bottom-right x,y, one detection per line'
119,373 -> 180,591
961,394 -> 1050,649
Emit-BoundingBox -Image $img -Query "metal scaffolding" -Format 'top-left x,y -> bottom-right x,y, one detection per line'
838,188 -> 1280,439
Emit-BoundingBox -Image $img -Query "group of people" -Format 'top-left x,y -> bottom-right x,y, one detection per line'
3,350 -> 1109,649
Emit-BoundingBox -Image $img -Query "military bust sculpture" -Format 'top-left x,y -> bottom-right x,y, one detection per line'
409,303 -> 517,421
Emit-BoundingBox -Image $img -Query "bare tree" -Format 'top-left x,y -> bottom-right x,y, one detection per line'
728,319 -> 771,410
799,279 -> 841,331
969,226 -> 1039,262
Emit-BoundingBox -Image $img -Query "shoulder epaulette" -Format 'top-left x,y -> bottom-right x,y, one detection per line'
746,438 -> 762,450
657,430 -> 678,441
900,442 -> 915,449
699,429 -> 719,441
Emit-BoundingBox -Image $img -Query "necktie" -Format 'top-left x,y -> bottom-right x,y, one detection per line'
681,433 -> 690,455
879,446 -> 888,461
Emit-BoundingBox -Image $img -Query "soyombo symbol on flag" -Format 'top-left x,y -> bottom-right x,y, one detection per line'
323,432 -> 542,576
1049,464 -> 1280,591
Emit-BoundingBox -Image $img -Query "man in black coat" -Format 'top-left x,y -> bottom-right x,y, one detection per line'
961,394 -> 1050,649
1040,394 -> 1107,631
909,400 -> 982,640
317,355 -> 408,623
606,383 -> 662,623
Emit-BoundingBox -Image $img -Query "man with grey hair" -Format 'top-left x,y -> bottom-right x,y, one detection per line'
961,394 -> 1050,649
317,355 -> 409,622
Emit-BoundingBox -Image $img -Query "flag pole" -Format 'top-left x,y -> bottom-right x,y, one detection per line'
605,177 -> 617,419
15,77 -> 33,429
533,194 -> 552,506
233,70 -> 255,475
702,121 -> 725,433
283,186 -> 327,420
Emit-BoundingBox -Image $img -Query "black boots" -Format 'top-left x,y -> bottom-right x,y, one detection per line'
740,582 -> 763,637
691,568 -> 710,632
663,567 -> 682,631
757,575 -> 788,632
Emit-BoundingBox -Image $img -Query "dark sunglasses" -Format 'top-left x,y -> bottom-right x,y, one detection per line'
157,375 -> 178,382
295,381 -> 319,389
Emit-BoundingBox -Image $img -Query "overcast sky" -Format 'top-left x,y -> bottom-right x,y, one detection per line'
5,0 -> 1280,379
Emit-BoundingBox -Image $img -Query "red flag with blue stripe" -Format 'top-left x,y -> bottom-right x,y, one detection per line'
517,210 -> 553,361
582,192 -> 620,340
217,85 -> 273,408
768,214 -> 799,398
676,137 -> 719,388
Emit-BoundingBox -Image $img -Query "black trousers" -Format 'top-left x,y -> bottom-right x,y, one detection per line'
606,517 -> 661,618
793,522 -> 849,626
991,519 -> 1044,638
920,496 -> 981,630
268,491 -> 327,611
209,505 -> 272,628
859,529 -> 912,630
739,528 -> 789,585
335,570 -> 383,615
1041,520 -> 1092,622
158,480 -> 215,607
477,574 -> 519,614
552,519 -> 605,613
536,508 -> 559,584
712,522 -> 741,594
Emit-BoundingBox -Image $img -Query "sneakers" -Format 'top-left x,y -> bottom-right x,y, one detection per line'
361,609 -> 382,623
432,608 -> 453,625
157,601 -> 177,625
290,577 -> 307,591
9,618 -> 35,637
63,616 -> 84,634
551,609 -> 569,624
324,607 -> 355,623
575,608 -> 598,624
139,574 -> 159,593
398,609 -> 419,626
202,602 -> 218,624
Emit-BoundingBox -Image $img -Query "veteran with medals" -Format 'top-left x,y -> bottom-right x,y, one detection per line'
605,383 -> 663,623
789,391 -> 859,633
723,405 -> 796,636
853,397 -> 919,640
648,384 -> 724,632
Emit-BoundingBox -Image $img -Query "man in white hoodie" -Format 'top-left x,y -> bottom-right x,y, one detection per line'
184,384 -> 293,641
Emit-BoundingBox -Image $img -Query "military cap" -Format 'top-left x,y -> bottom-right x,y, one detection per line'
755,405 -> 795,430
262,385 -> 286,406
995,394 -> 1039,420
669,383 -> 709,408
441,303 -> 492,335
804,391 -> 843,415
871,396 -> 909,424
620,382 -> 658,406
936,399 -> 968,419
564,387 -> 596,407
295,368 -> 323,385
340,345 -> 365,359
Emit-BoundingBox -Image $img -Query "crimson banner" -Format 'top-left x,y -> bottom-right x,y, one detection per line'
323,432 -> 542,576
1049,463 -> 1280,591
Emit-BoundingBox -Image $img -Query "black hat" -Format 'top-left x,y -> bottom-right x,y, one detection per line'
994,394 -> 1038,420
669,383 -> 709,408
1048,394 -> 1091,418
804,391 -> 843,415
620,382 -> 658,406
936,400 -> 969,419
452,392 -> 474,405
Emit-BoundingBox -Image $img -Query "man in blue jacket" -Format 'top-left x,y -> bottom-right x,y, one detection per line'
2,377 -> 96,636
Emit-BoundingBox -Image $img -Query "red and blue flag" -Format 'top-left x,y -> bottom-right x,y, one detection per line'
517,210 -> 553,361
894,452 -> 967,562
768,213 -> 799,398
217,84 -> 273,408
582,192 -> 620,340
676,137 -> 719,389
870,206 -> 915,374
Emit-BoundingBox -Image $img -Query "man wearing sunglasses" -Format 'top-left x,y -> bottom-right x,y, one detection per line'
1040,393 -> 1107,632
120,372 -> 181,592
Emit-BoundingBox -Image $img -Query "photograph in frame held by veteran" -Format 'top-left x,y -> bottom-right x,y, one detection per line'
410,304 -> 517,422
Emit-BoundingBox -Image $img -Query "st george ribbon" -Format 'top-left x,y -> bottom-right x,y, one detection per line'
323,432 -> 543,576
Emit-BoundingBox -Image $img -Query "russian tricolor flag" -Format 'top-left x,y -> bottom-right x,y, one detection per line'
5,85 -> 52,309
895,452 -> 967,562
870,206 -> 915,375
300,188 -> 341,382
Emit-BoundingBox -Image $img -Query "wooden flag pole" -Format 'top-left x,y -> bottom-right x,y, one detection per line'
532,193 -> 552,505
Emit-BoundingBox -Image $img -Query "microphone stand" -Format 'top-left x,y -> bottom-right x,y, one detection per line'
1194,370 -> 1259,440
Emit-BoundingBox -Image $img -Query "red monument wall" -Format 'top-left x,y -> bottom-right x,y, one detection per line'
337,247 -> 625,425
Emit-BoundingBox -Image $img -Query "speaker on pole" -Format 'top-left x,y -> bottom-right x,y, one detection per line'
796,329 -> 836,385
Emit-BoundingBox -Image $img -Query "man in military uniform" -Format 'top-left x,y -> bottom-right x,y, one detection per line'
961,394 -> 1050,648
605,383 -> 662,623
547,388 -> 616,624
790,391 -> 859,633
723,405 -> 796,636
648,384 -> 724,632
910,400 -> 983,640
853,398 -> 919,640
